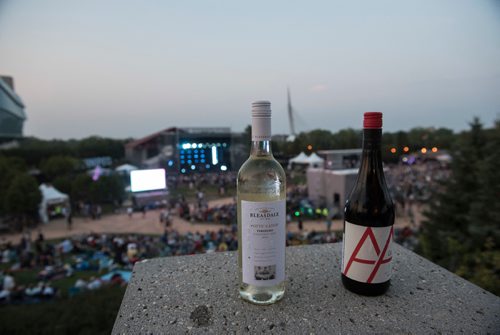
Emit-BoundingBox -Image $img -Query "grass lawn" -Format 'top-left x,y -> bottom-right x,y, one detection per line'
0,286 -> 126,335
0,240 -> 125,334
48,270 -> 101,298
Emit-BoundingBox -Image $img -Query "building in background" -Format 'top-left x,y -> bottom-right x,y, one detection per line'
307,168 -> 358,219
307,149 -> 362,218
125,127 -> 246,174
0,76 -> 26,143
318,149 -> 362,170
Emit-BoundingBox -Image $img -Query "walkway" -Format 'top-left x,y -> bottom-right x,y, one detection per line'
1,197 -> 420,243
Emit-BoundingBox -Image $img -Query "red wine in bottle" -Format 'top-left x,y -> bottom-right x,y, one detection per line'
341,112 -> 395,296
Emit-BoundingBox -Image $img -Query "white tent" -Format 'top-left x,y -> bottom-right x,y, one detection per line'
115,164 -> 139,174
39,184 -> 69,224
305,152 -> 324,167
288,152 -> 309,169
288,152 -> 324,169
435,153 -> 452,163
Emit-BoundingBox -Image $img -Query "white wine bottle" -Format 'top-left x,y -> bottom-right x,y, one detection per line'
237,101 -> 286,305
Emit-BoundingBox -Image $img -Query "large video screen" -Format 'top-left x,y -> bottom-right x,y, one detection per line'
130,169 -> 166,192
178,137 -> 231,174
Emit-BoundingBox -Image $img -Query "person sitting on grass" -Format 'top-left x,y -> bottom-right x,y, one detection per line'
110,273 -> 126,287
74,278 -> 87,290
87,276 -> 102,290
42,282 -> 56,298
1,270 -> 15,295
25,283 -> 40,298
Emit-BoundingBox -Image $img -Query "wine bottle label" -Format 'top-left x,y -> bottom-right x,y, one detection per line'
241,200 -> 286,286
342,221 -> 393,283
252,117 -> 272,141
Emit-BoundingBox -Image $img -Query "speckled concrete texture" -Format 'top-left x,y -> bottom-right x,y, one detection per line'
112,243 -> 500,334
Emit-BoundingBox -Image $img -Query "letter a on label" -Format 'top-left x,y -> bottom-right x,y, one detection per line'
342,222 -> 393,283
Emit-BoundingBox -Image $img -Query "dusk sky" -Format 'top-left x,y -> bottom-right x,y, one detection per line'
1,0 -> 499,139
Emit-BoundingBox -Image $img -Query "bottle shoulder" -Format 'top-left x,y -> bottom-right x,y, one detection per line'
238,155 -> 286,179
345,184 -> 394,227
237,156 -> 286,197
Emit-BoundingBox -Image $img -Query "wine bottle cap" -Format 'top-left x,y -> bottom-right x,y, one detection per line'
363,112 -> 383,129
252,101 -> 271,118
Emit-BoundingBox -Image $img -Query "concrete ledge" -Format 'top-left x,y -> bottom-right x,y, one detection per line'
113,243 -> 500,334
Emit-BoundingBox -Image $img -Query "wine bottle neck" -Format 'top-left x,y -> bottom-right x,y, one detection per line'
358,128 -> 384,177
362,128 -> 382,148
250,113 -> 272,157
250,140 -> 272,157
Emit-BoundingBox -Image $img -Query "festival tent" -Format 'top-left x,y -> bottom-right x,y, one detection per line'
288,152 -> 309,169
115,164 -> 138,174
435,153 -> 452,163
39,184 -> 70,224
288,152 -> 324,169
305,152 -> 325,168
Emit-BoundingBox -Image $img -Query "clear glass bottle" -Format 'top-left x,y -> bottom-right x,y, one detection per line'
237,101 -> 286,305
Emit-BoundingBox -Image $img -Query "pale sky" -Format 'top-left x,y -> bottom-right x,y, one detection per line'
1,0 -> 499,139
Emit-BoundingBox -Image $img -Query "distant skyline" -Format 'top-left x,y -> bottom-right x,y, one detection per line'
0,0 -> 499,139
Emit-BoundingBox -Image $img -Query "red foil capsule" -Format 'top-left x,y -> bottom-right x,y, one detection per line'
363,112 -> 383,129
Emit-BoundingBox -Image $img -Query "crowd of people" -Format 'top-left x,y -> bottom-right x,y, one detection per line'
0,231 -> 134,305
0,274 -> 59,304
152,194 -> 237,225
386,159 -> 450,225
0,160 -> 446,305
190,203 -> 236,225
0,224 -> 341,305
0,224 -> 419,306
167,173 -> 236,197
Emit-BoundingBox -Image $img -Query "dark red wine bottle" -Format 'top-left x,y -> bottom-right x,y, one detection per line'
341,112 -> 395,296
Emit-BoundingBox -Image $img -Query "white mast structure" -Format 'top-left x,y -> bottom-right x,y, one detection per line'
287,87 -> 297,142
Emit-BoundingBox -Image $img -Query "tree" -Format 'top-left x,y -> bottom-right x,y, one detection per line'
89,175 -> 125,205
4,174 -> 42,229
40,156 -> 79,181
52,175 -> 73,196
76,136 -> 126,159
70,173 -> 124,206
0,156 -> 27,214
419,118 -> 500,295
333,128 -> 362,149
242,125 -> 251,154
1,136 -> 128,166
71,173 -> 93,204
302,129 -> 335,151
460,120 -> 500,294
420,119 -> 485,263
466,120 -> 500,244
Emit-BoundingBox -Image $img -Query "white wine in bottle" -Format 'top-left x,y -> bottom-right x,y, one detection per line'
237,101 -> 286,305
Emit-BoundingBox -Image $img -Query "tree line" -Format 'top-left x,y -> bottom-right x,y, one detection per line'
1,136 -> 128,166
1,122 -> 499,297
0,136 -> 128,230
419,118 -> 500,295
0,126 -> 466,168
255,126 -> 457,161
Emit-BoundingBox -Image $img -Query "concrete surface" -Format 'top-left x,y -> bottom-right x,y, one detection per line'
113,243 -> 500,334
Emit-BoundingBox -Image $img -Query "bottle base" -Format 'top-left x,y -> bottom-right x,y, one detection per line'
341,274 -> 390,296
239,284 -> 285,305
